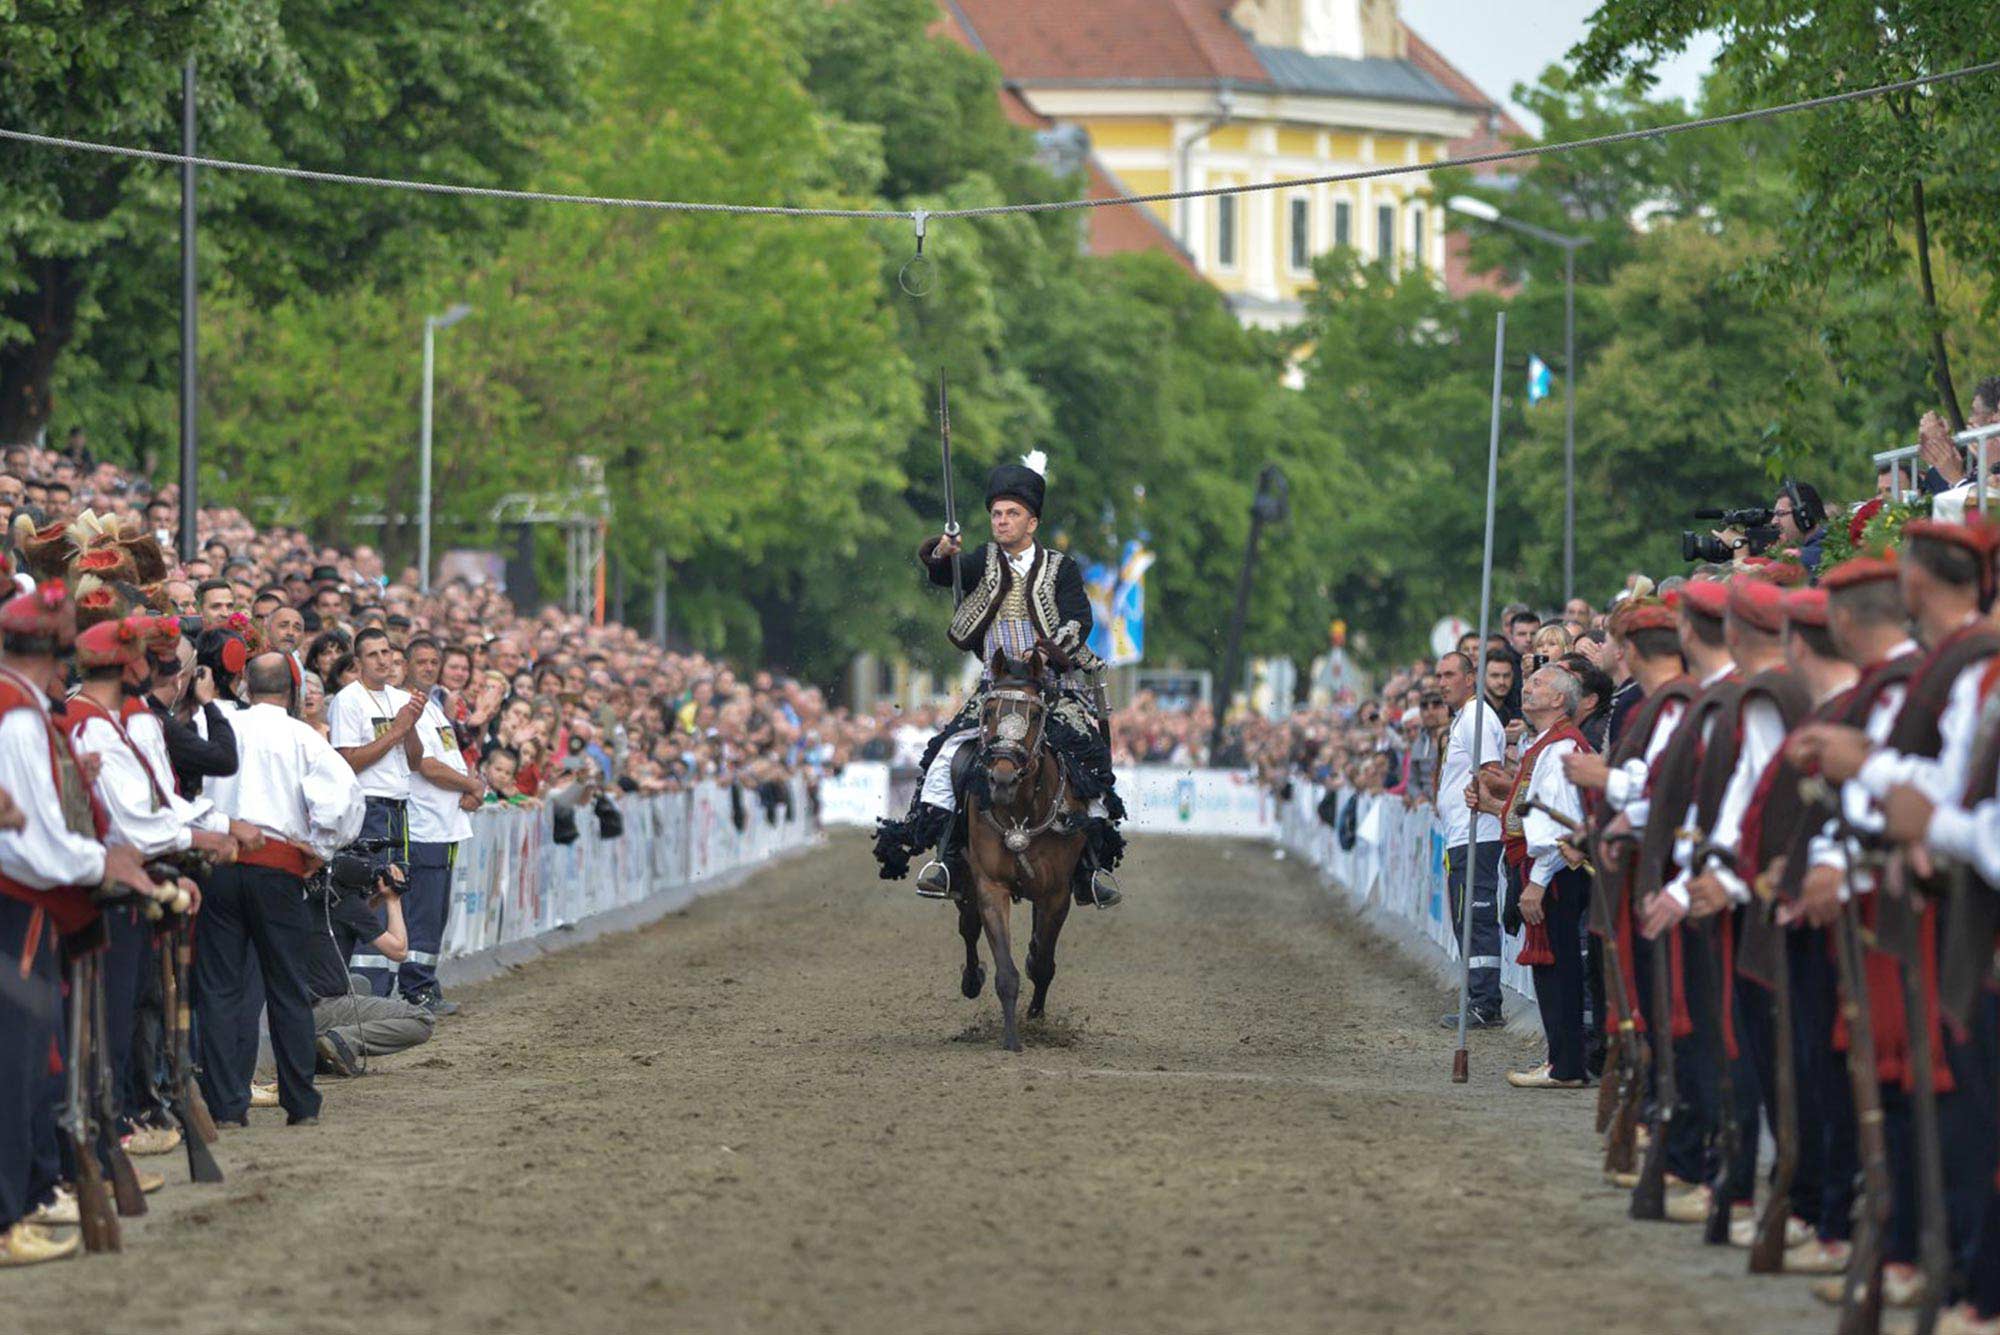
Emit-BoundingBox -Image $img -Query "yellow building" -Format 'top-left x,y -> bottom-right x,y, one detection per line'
942,0 -> 1490,328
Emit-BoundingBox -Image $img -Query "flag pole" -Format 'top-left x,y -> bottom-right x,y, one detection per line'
1454,310 -> 1506,1084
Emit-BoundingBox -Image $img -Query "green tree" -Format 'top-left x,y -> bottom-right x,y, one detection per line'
0,0 -> 578,454
1570,0 -> 2000,426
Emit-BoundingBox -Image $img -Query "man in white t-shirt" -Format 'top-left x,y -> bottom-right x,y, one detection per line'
1433,650 -> 1508,1028
324,626 -> 425,997
398,637 -> 485,1015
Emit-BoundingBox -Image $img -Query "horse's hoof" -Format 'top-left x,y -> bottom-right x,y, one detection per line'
961,966 -> 985,999
1003,1036 -> 1023,1053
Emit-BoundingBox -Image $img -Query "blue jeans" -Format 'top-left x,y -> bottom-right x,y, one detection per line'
398,840 -> 458,1000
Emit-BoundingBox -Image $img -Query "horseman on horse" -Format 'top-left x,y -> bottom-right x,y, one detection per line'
872,452 -> 1126,910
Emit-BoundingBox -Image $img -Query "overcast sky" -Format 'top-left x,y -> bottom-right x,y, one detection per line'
1398,0 -> 1720,134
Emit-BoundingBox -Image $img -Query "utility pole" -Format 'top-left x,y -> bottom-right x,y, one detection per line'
178,57 -> 198,561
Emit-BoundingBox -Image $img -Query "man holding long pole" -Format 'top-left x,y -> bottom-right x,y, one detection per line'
1446,312 -> 1510,1062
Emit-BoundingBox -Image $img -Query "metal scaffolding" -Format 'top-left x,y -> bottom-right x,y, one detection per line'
490,455 -> 613,622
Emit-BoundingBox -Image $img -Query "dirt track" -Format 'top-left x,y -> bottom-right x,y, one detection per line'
9,832 -> 1834,1335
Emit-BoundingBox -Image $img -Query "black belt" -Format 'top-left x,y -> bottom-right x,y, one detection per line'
363,795 -> 408,809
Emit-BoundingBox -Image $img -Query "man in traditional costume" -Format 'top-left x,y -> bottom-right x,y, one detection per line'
872,455 -> 1125,909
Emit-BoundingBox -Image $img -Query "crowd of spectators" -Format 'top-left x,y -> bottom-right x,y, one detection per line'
2,435 -> 861,816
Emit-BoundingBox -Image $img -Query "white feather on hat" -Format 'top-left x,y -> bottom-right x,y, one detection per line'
1020,449 -> 1047,478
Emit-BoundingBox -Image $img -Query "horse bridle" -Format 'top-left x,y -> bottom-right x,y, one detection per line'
981,685 -> 1049,776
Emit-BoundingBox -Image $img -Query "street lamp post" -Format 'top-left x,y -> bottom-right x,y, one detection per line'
419,303 -> 474,593
1447,196 -> 1589,602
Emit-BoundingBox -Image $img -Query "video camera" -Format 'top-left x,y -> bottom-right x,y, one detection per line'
1682,506 -> 1780,564
318,837 -> 406,902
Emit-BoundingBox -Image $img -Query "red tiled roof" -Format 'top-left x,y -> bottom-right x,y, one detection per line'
1084,162 -> 1199,274
947,0 -> 1270,85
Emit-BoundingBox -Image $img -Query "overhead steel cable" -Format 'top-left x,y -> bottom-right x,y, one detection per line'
1,57 -> 1996,229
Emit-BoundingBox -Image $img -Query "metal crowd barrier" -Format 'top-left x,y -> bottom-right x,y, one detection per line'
439,777 -> 816,960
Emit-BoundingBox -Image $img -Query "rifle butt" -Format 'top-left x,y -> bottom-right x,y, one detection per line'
1602,1089 -> 1640,1177
106,1141 -> 147,1217
1702,1187 -> 1731,1246
1594,1045 -> 1622,1134
1747,1212 -> 1787,1273
1629,1128 -> 1669,1220
180,1107 -> 225,1184
69,1146 -> 119,1253
187,1084 -> 220,1145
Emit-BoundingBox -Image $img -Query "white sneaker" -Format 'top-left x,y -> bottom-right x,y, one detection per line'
249,1081 -> 279,1108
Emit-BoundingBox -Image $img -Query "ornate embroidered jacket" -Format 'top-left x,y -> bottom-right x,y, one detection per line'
917,538 -> 1103,672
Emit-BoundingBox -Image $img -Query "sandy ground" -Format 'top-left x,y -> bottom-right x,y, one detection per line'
7,832 -> 1837,1335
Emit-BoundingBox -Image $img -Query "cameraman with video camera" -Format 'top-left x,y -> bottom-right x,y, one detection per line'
304,855 -> 434,1077
1682,479 -> 1828,575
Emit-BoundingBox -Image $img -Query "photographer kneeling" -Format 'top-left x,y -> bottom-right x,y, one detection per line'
306,856 -> 434,1077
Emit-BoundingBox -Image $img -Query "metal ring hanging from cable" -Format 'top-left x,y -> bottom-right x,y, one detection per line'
898,210 -> 933,297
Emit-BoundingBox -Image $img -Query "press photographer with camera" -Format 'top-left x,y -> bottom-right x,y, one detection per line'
197,653 -> 365,1127
305,855 -> 434,1078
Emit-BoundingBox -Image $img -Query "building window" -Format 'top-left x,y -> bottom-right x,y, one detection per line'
1289,198 -> 1310,271
1376,203 -> 1395,266
1217,195 -> 1238,269
1410,205 -> 1425,270
1333,200 -> 1352,250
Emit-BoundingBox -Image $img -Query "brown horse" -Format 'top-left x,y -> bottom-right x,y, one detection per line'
955,647 -> 1087,1052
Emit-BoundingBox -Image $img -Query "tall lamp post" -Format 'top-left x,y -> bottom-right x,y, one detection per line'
1447,196 -> 1588,602
419,303 -> 474,593
1208,464 -> 1289,763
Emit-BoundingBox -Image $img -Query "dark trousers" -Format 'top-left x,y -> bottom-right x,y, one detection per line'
1447,839 -> 1503,1019
193,864 -> 321,1122
124,924 -> 169,1129
0,896 -> 63,1231
1791,926 -> 1857,1240
1724,967 -> 1779,1209
99,903 -> 149,1136
1881,991 -> 1998,1275
1584,917 -> 1609,1079
398,839 -> 457,1000
349,798 -> 409,999
1530,867 -> 1590,1082
1674,921 -> 1728,1188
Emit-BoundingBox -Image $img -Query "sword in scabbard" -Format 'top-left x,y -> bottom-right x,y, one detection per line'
939,370 -> 963,607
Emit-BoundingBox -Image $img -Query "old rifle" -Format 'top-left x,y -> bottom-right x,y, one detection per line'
1834,891 -> 1890,1335
160,916 -> 223,1182
1589,828 -> 1649,1176
1882,854 -> 1949,1334
63,951 -> 119,1252
938,370 -> 963,607
1630,919 -> 1676,1221
1746,871 -> 1798,1274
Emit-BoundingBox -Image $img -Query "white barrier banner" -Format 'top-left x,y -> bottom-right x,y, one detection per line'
818,762 -> 891,828
815,761 -> 1274,838
443,777 -> 815,960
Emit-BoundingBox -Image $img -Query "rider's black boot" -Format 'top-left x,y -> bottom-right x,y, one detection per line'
1071,819 -> 1122,909
915,804 -> 960,900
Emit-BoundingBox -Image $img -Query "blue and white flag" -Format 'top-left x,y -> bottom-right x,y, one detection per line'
1084,539 -> 1155,667
1526,354 -> 1553,404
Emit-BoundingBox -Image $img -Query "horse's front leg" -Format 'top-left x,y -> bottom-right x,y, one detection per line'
974,874 -> 1021,1052
1025,884 -> 1070,1020
957,892 -> 985,999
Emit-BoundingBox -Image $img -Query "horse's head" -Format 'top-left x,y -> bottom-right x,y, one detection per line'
979,648 -> 1051,807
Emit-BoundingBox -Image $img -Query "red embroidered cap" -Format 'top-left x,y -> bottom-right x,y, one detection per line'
1820,553 -> 1899,591
1727,575 -> 1787,633
74,614 -> 149,671
1782,588 -> 1830,628
0,581 -> 77,650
